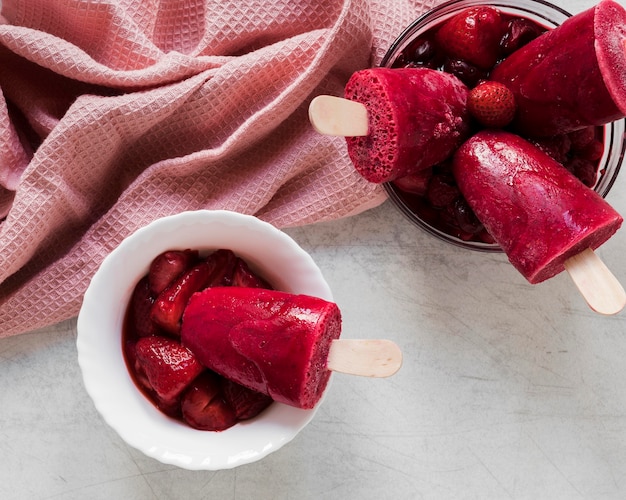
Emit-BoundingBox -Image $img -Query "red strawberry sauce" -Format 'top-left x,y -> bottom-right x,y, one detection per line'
386,6 -> 608,245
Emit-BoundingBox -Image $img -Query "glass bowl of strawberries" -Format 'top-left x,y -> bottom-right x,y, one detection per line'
381,0 -> 626,251
76,210 -> 334,470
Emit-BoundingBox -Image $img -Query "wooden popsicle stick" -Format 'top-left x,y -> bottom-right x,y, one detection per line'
327,339 -> 402,378
563,248 -> 626,315
308,95 -> 369,137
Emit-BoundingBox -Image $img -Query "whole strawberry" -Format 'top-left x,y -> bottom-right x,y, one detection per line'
435,6 -> 506,70
468,81 -> 516,128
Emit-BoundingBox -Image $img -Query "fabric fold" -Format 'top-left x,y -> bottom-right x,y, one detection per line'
0,0 -> 436,337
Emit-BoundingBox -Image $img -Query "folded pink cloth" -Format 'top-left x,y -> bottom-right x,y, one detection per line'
0,0 -> 438,337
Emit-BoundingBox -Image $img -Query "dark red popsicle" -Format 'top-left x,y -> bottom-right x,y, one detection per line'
452,130 -> 623,284
181,287 -> 342,409
344,67 -> 470,183
490,0 -> 626,137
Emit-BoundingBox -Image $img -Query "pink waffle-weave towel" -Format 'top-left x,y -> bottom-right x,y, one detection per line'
0,0 -> 439,337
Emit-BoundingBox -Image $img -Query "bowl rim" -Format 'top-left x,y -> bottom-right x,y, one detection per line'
76,209 -> 333,470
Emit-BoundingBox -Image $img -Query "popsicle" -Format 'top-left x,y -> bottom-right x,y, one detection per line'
453,130 -> 624,313
309,67 -> 471,183
181,287 -> 402,409
490,0 -> 626,137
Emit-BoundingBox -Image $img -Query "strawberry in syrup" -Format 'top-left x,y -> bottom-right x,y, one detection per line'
148,249 -> 198,295
181,372 -> 238,431
435,6 -> 506,70
221,378 -> 273,420
128,276 -> 161,338
123,248 -> 278,431
467,81 -> 516,128
133,335 -> 205,416
150,261 -> 216,335
231,257 -> 272,289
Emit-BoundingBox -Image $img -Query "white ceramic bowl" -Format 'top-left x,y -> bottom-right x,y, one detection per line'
76,210 -> 333,470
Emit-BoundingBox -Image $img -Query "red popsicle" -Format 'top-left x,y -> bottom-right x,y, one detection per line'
452,130 -> 623,288
337,67 -> 471,183
490,0 -> 626,137
181,287 -> 342,409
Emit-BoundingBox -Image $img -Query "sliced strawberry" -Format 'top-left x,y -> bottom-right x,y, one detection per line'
500,18 -> 546,55
435,6 -> 506,70
150,261 -> 214,335
221,378 -> 273,420
231,258 -> 272,289
392,169 -> 433,196
134,336 -> 205,415
128,276 -> 161,339
467,81 -> 516,128
148,249 -> 198,295
181,371 -> 238,431
204,249 -> 238,287
124,340 -> 152,392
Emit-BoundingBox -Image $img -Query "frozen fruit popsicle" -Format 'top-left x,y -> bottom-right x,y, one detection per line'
309,67 -> 471,183
453,130 -> 624,312
181,287 -> 401,409
490,0 -> 626,137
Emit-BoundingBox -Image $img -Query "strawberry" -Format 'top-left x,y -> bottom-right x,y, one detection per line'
435,6 -> 506,70
204,249 -> 238,287
148,249 -> 198,295
128,276 -> 161,338
150,260 -> 215,335
392,169 -> 433,196
134,336 -> 205,415
221,378 -> 273,420
181,371 -> 238,431
231,258 -> 272,289
500,18 -> 545,55
467,81 -> 516,128
124,340 -> 152,391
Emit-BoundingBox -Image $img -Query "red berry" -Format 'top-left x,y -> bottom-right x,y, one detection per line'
148,249 -> 198,295
204,248 -> 238,287
392,169 -> 433,196
231,258 -> 272,289
221,378 -> 273,420
150,260 -> 215,335
134,336 -> 205,411
500,18 -> 545,55
181,372 -> 238,431
128,277 -> 161,338
426,174 -> 459,208
569,126 -> 596,151
566,158 -> 598,187
578,139 -> 604,161
435,6 -> 506,70
443,59 -> 488,88
468,81 -> 516,128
